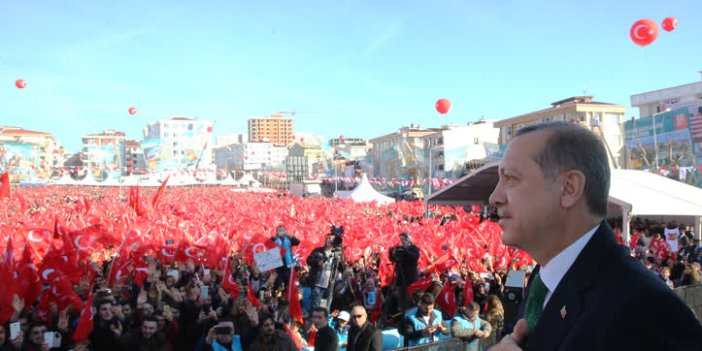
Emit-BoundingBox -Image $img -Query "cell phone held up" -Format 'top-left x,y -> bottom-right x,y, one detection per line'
214,326 -> 232,335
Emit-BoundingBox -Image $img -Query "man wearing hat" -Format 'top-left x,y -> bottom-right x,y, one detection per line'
333,311 -> 351,351
389,232 -> 420,310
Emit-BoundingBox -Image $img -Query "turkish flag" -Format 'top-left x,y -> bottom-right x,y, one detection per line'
378,258 -> 393,288
288,270 -> 303,325
152,175 -> 170,208
436,283 -> 457,318
246,284 -> 260,308
630,231 -> 641,249
0,172 -> 10,199
426,253 -> 458,275
72,278 -> 95,342
0,237 -> 17,324
47,272 -> 84,312
17,243 -> 41,308
407,274 -> 434,295
222,260 -> 241,298
175,240 -> 205,263
240,233 -> 281,266
129,186 -> 148,217
464,281 -> 474,306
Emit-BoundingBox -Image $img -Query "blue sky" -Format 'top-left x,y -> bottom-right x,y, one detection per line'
1,0 -> 700,152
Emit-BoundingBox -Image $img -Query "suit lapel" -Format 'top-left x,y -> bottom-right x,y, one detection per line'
527,222 -> 616,351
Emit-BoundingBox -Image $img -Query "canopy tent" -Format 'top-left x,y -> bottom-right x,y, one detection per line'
237,173 -> 261,187
336,173 -> 395,205
426,162 -> 702,240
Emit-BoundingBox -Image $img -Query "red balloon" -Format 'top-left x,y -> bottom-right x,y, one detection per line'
662,17 -> 678,32
128,106 -> 137,115
15,79 -> 26,89
630,19 -> 659,46
207,126 -> 213,133
435,98 -> 451,114
339,135 -> 345,142
300,137 -> 305,142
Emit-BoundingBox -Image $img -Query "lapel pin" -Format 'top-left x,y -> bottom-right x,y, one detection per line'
560,305 -> 567,319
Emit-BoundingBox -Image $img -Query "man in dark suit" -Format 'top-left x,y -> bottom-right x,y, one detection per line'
311,306 -> 339,351
389,232 -> 420,310
488,122 -> 702,350
347,306 -> 383,351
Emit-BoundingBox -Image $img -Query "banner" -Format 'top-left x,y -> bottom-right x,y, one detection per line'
0,141 -> 39,177
624,107 -> 697,172
254,247 -> 284,272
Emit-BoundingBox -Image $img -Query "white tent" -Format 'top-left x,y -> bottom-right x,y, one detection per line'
426,163 -> 702,240
237,173 -> 261,187
336,174 -> 395,205
608,169 -> 702,240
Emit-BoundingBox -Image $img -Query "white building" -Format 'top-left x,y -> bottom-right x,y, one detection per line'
421,121 -> 500,179
142,117 -> 213,171
631,81 -> 702,118
214,142 -> 287,172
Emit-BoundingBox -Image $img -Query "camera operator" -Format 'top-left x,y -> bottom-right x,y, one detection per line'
307,227 -> 343,312
389,232 -> 420,311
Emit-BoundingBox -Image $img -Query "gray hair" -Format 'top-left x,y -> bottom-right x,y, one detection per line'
515,122 -> 610,218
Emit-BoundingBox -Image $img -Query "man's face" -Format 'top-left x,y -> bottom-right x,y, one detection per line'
311,311 -> 327,329
29,325 -> 47,345
98,303 -> 114,321
419,302 -> 434,317
350,307 -> 367,328
122,304 -> 133,317
141,321 -> 158,339
261,318 -> 276,337
489,131 -> 561,252
276,227 -> 287,237
143,303 -> 155,317
400,235 -> 410,247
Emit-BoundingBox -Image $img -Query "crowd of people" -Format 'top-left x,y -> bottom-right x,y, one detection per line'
1,160 -> 702,350
1,212 -> 697,351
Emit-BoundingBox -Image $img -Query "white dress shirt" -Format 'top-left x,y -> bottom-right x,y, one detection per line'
539,224 -> 600,307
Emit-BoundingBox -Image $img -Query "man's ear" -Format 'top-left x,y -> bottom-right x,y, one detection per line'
560,170 -> 586,209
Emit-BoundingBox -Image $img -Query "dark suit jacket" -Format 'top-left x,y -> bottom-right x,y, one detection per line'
347,322 -> 383,351
514,222 -> 702,350
314,325 -> 340,351
390,244 -> 420,286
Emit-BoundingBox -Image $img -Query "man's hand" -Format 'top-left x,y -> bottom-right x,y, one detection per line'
11,331 -> 23,349
490,318 -> 527,350
57,309 -> 69,332
12,294 -> 24,313
110,320 -> 123,337
137,289 -> 148,307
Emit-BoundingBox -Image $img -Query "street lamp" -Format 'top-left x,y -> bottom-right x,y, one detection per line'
425,143 -> 441,217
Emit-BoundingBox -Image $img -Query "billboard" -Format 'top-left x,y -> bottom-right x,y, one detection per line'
0,141 -> 39,177
624,107 -> 699,171
624,105 -> 702,186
